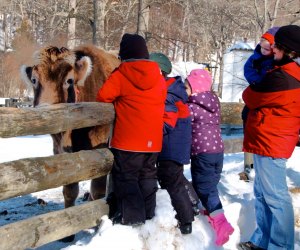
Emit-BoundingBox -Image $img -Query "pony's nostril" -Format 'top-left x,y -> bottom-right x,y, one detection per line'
67,79 -> 74,85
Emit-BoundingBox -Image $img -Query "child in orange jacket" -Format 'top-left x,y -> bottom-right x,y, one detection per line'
96,33 -> 166,225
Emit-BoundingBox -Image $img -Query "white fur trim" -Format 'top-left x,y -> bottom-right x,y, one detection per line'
20,65 -> 33,89
77,56 -> 93,86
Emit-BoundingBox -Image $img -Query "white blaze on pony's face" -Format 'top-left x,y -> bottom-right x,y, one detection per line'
20,47 -> 92,107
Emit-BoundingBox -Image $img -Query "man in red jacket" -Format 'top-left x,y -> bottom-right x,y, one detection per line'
96,33 -> 166,225
239,25 -> 300,250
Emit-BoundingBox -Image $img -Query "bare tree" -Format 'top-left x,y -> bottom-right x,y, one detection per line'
92,0 -> 108,47
67,0 -> 76,49
137,0 -> 150,38
1,0 -> 300,98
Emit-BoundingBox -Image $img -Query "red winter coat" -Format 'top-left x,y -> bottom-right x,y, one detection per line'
243,61 -> 300,158
96,60 -> 166,152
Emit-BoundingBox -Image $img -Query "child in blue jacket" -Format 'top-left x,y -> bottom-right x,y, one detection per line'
150,52 -> 199,235
242,26 -> 279,122
244,27 -> 279,85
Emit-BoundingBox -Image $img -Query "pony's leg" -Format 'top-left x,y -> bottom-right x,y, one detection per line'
59,183 -> 79,242
89,176 -> 107,200
63,182 -> 79,208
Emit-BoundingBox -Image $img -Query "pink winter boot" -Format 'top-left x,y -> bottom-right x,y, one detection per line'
208,212 -> 234,246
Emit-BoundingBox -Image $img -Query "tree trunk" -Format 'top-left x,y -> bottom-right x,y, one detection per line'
93,0 -> 107,47
216,50 -> 223,97
67,0 -> 76,49
137,0 -> 149,39
0,13 -> 4,51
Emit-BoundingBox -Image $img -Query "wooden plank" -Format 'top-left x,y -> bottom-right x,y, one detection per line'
220,102 -> 244,125
223,137 -> 243,153
0,102 -> 115,138
0,148 -> 113,201
0,199 -> 108,250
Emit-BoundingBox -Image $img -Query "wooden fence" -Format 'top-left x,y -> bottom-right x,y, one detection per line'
0,102 -> 244,250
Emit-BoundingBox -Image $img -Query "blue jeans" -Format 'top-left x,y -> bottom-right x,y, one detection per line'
250,154 -> 294,250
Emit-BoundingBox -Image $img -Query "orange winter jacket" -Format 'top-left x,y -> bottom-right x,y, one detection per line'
243,61 -> 300,158
96,60 -> 167,152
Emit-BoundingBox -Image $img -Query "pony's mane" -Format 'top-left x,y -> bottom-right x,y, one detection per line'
34,46 -> 76,66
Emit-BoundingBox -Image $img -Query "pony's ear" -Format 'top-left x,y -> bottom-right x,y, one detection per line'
75,56 -> 93,86
20,65 -> 33,88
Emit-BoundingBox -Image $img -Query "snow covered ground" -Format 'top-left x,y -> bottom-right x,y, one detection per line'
0,135 -> 299,250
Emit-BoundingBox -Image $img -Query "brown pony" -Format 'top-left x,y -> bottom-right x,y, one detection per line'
20,45 -> 120,241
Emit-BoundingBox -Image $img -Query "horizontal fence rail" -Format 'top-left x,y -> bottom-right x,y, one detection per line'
0,102 -> 115,138
0,102 -> 244,138
0,199 -> 108,250
0,148 -> 113,201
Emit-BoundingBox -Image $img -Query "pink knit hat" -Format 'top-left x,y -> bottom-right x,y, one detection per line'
186,69 -> 212,94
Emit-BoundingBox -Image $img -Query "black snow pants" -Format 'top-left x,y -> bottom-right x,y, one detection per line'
111,148 -> 158,225
157,160 -> 196,225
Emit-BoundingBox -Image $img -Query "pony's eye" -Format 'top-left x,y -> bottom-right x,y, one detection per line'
31,76 -> 38,88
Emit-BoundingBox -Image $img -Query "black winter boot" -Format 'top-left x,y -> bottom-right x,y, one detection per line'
106,192 -> 118,219
178,222 -> 192,234
111,212 -> 123,225
238,241 -> 265,250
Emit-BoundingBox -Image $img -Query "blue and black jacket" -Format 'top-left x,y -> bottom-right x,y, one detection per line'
158,76 -> 192,165
244,44 -> 274,85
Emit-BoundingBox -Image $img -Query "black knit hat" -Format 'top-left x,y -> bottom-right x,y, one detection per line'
275,25 -> 300,53
119,33 -> 149,60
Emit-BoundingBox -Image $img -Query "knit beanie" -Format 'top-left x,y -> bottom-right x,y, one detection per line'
149,52 -> 172,74
119,33 -> 149,60
186,69 -> 212,94
261,26 -> 280,45
275,25 -> 300,53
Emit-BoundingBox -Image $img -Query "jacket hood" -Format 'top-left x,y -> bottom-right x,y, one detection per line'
118,60 -> 163,90
188,91 -> 219,113
167,76 -> 188,103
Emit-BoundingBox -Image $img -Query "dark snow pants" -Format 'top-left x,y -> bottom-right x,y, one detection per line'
111,149 -> 158,225
191,152 -> 223,214
157,160 -> 196,225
